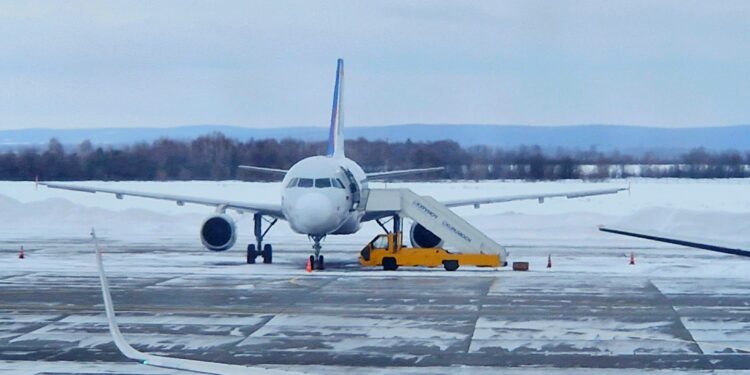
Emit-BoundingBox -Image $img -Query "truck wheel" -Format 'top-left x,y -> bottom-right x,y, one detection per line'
382,257 -> 398,271
443,260 -> 459,271
246,244 -> 257,264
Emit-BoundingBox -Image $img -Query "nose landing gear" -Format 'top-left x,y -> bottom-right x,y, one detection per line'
309,235 -> 326,270
247,213 -> 278,264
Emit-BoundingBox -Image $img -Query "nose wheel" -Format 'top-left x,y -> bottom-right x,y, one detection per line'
247,213 -> 277,264
309,235 -> 325,270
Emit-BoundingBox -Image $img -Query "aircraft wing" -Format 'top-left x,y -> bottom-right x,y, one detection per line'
441,186 -> 628,208
91,230 -> 302,375
599,226 -> 750,258
40,182 -> 284,219
361,186 -> 627,222
366,167 -> 445,180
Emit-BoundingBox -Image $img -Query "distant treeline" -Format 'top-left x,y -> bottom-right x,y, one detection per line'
1,133 -> 749,181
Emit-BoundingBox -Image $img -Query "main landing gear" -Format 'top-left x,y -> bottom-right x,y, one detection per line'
247,213 -> 278,264
309,235 -> 325,270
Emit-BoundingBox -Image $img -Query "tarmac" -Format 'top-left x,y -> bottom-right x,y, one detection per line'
2,236 -> 750,374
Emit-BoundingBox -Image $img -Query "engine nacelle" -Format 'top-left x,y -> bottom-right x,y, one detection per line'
200,214 -> 237,251
409,222 -> 443,248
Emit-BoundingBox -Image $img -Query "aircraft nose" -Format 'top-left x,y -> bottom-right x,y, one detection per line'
293,193 -> 338,234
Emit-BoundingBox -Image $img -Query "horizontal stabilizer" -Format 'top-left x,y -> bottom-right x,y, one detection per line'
366,167 -> 444,180
238,165 -> 288,175
599,226 -> 750,258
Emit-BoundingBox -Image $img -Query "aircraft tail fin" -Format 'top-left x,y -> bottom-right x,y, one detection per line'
327,58 -> 345,158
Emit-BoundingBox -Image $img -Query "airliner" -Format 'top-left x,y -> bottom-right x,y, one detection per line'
42,59 -> 627,270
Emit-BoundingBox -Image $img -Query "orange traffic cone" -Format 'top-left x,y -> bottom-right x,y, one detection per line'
546,254 -> 552,268
629,252 -> 635,265
305,257 -> 312,272
18,246 -> 25,259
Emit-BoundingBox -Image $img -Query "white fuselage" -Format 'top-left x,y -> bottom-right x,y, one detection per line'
281,156 -> 368,236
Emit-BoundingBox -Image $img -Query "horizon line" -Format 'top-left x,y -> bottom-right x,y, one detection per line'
4,123 -> 750,132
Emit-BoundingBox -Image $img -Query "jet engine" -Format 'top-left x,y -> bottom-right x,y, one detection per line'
409,222 -> 443,248
200,214 -> 237,251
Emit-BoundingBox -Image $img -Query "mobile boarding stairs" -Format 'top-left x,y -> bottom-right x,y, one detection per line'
362,188 -> 508,266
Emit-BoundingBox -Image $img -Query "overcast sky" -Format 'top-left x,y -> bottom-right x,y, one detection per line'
1,1 -> 750,130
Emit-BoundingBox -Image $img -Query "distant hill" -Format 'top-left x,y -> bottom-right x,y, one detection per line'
2,124 -> 750,155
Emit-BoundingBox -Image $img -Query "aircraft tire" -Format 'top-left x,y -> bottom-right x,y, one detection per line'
263,244 -> 273,264
246,244 -> 257,264
317,255 -> 325,270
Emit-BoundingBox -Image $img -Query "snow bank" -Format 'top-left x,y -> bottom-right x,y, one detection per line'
1,179 -> 749,247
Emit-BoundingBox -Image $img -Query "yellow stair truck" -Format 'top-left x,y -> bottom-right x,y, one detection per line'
359,232 -> 500,271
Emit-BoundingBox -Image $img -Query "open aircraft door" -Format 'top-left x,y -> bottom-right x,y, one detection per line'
341,167 -> 361,211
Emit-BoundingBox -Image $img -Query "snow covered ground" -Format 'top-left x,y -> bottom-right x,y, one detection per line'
2,179 -> 750,374
2,178 -> 750,245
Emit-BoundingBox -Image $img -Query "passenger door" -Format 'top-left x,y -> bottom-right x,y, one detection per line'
340,167 -> 360,211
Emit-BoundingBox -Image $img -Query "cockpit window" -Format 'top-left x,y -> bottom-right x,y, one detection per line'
292,178 -> 342,189
315,178 -> 332,188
